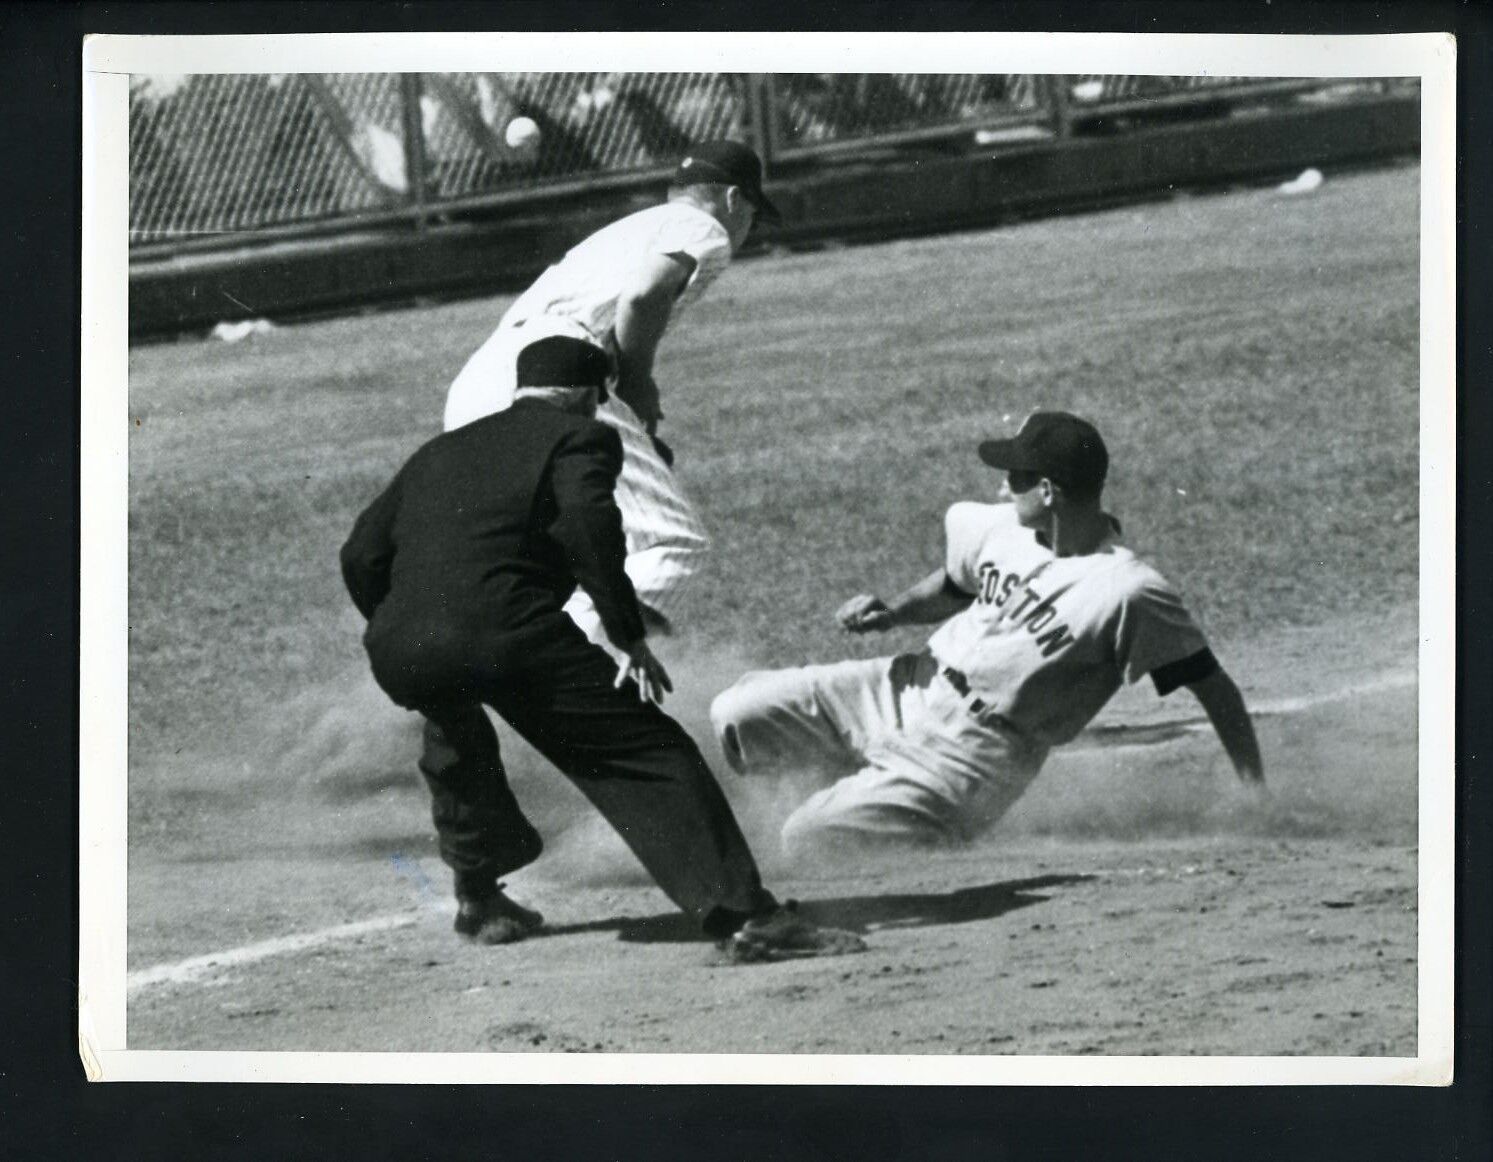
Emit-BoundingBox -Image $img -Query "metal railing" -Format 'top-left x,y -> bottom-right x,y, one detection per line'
129,73 -> 1412,253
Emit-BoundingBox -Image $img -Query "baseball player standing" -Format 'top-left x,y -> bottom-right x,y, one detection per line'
444,139 -> 780,645
710,412 -> 1265,851
342,336 -> 861,961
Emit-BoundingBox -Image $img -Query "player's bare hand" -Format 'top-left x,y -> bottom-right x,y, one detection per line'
837,594 -> 894,634
615,639 -> 673,704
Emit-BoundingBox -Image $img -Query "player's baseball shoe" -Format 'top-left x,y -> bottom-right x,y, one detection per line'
722,900 -> 867,964
454,885 -> 544,945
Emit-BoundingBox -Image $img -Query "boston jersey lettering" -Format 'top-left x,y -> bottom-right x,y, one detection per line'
974,561 -> 1077,658
928,501 -> 1210,749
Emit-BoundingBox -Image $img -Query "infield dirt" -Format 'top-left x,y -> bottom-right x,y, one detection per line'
127,611 -> 1415,1055
124,164 -> 1422,1058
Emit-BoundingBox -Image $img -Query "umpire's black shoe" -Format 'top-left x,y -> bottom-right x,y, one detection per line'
721,901 -> 867,964
454,886 -> 544,945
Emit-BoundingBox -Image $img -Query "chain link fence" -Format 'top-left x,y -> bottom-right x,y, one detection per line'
418,72 -> 749,197
131,74 -> 406,240
768,74 -> 1045,152
130,71 -> 754,244
130,73 -> 1411,249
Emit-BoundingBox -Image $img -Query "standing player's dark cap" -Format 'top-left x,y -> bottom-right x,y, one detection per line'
516,336 -> 611,399
674,140 -> 782,223
977,411 -> 1109,494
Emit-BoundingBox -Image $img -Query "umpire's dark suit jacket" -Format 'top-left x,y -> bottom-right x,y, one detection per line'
341,397 -> 774,928
340,399 -> 646,709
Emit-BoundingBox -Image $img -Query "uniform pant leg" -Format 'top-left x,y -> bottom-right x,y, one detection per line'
442,325 -> 523,432
779,764 -> 972,851
417,704 -> 544,900
709,656 -> 903,779
592,397 -> 709,624
444,315 -> 598,432
558,399 -> 709,646
780,671 -> 1048,851
487,633 -> 774,932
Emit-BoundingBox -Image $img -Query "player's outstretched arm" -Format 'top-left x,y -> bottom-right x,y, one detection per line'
1186,668 -> 1265,786
837,568 -> 973,633
614,253 -> 693,431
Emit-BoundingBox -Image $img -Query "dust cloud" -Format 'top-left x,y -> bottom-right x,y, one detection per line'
136,638 -> 1417,891
1003,685 -> 1417,845
539,652 -> 1419,885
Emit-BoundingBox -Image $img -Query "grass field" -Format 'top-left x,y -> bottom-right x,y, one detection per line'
125,162 -> 1422,1058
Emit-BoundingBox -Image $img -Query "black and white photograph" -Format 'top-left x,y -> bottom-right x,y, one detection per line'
79,32 -> 1455,1083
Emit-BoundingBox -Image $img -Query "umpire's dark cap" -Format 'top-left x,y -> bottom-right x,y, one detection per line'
978,411 -> 1109,494
674,140 -> 782,223
516,336 -> 611,399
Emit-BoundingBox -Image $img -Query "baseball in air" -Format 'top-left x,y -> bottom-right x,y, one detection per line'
505,116 -> 542,154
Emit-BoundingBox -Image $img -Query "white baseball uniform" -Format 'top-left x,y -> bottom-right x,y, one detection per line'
443,202 -> 734,644
711,502 -> 1216,848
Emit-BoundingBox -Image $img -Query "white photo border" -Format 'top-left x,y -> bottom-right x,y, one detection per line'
80,30 -> 1457,1085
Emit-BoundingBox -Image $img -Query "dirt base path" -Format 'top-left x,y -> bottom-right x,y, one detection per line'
125,608 -> 1420,1057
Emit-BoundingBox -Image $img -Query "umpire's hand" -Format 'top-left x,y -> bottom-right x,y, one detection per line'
616,639 -> 674,704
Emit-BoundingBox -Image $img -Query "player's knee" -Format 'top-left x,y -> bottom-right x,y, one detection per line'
709,672 -> 781,771
710,671 -> 773,731
709,680 -> 752,768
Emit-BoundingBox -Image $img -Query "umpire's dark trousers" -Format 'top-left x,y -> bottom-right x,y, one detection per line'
367,613 -> 775,938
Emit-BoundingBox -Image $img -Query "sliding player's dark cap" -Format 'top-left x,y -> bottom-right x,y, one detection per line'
978,411 -> 1109,494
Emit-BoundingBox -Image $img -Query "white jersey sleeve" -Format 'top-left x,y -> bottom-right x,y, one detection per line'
447,203 -> 732,432
942,502 -> 1011,594
660,214 -> 733,309
505,203 -> 733,343
1113,571 -> 1211,686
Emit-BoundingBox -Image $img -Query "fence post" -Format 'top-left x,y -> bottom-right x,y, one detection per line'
746,74 -> 779,174
400,73 -> 429,228
1043,73 -> 1073,139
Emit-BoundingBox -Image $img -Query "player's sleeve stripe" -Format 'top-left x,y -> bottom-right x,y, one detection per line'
663,251 -> 700,298
1149,647 -> 1220,696
941,571 -> 975,598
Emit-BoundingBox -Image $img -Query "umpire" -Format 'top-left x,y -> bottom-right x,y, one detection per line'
341,336 -> 853,959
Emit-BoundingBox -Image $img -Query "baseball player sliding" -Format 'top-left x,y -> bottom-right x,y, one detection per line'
710,412 -> 1265,851
444,139 -> 780,646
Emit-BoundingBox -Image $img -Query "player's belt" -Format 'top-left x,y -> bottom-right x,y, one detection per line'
940,666 -> 988,711
931,659 -> 1041,755
940,666 -> 1022,734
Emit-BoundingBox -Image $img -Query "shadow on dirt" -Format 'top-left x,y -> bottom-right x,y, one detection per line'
540,873 -> 1094,944
1079,719 -> 1200,746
